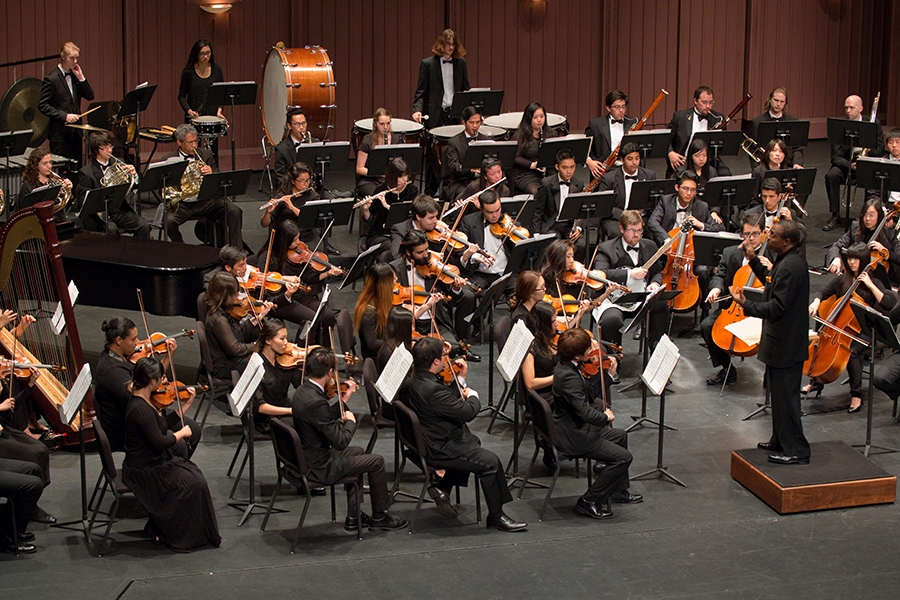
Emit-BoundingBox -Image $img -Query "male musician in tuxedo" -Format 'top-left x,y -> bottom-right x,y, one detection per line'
38,42 -> 95,178
585,90 -> 637,180
389,195 -> 442,259
876,128 -> 900,205
292,347 -> 407,532
405,337 -> 527,532
75,132 -> 151,239
744,178 -> 807,253
163,124 -> 243,248
457,190 -> 517,296
702,213 -> 772,386
598,142 -> 656,240
533,150 -> 586,254
823,94 -> 884,231
203,245 -> 248,289
666,86 -> 730,177
747,87 -> 805,168
441,106 -> 488,202
273,108 -> 315,180
390,230 -> 479,360
593,210 -> 669,351
0,457 -> 44,554
731,219 -> 811,465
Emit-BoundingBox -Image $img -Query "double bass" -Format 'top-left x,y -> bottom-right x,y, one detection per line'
661,221 -> 700,312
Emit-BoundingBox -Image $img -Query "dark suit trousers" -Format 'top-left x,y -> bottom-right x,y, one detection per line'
581,427 -> 632,504
166,197 -> 243,247
468,271 -> 517,300
874,351 -> 900,401
825,164 -> 850,214
599,303 -> 668,351
700,308 -> 731,369
84,203 -> 151,239
767,363 -> 810,459
448,287 -> 477,341
340,446 -> 391,516
273,295 -> 336,347
435,447 -> 512,518
0,429 -> 50,485
0,458 -> 44,538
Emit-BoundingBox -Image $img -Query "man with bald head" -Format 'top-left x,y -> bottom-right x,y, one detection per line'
823,95 -> 884,231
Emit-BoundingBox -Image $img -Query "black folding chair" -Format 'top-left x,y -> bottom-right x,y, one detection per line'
87,419 -> 136,555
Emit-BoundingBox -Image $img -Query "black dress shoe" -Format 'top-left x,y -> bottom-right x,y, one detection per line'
465,351 -> 482,363
18,531 -> 35,543
847,398 -> 863,413
706,367 -> 737,386
768,454 -> 810,465
0,536 -> 36,554
486,513 -> 527,532
344,512 -> 370,532
822,216 -> 840,232
610,490 -> 643,504
541,452 -> 558,471
368,512 -> 408,531
427,485 -> 458,517
574,497 -> 614,520
30,506 -> 56,524
298,485 -> 327,497
757,442 -> 783,452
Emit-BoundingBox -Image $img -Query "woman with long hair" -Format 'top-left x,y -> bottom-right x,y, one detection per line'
360,157 -> 419,250
178,40 -> 225,158
512,102 -> 555,195
260,161 -> 320,239
354,263 -> 398,360
826,197 -> 900,286
18,148 -> 69,209
204,271 -> 272,379
253,319 -> 301,433
509,270 -> 547,324
751,138 -> 792,199
355,108 -> 401,198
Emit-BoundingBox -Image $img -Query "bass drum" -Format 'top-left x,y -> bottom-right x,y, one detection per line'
261,44 -> 336,147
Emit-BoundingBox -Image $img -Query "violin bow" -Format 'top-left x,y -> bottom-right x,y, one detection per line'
498,197 -> 529,245
136,289 -> 154,354
429,305 -> 466,397
295,220 -> 336,282
6,317 -> 16,403
165,337 -> 186,428
259,229 -> 276,303
328,327 -> 347,416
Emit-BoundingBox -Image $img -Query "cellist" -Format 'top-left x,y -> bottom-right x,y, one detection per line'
744,178 -> 807,256
804,242 -> 897,413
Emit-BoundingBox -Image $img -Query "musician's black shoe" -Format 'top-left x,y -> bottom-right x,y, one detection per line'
368,512 -> 408,531
324,242 -> 341,256
822,216 -> 841,232
574,497 -> 614,520
0,536 -> 36,554
427,485 -> 458,517
847,397 -> 864,413
757,442 -> 783,452
297,485 -> 327,497
706,367 -> 737,386
768,454 -> 810,465
30,506 -> 56,524
610,490 -> 643,504
542,452 -> 558,471
465,350 -> 482,363
802,380 -> 824,398
486,513 -> 527,532
344,512 -> 370,532
18,531 -> 35,543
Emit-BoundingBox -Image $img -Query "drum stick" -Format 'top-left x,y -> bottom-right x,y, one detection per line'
76,105 -> 101,119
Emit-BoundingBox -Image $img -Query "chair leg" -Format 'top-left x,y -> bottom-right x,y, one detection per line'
354,483 -> 362,540
191,388 -> 208,421
487,382 -> 511,434
365,427 -> 378,455
539,453 -> 563,522
87,481 -> 109,548
290,492 -> 313,554
517,445 -> 540,500
475,476 -> 482,523
8,499 -> 16,556
86,472 -> 105,513
330,484 -> 337,522
98,494 -> 120,556
226,435 -> 246,478
390,455 -> 407,499
260,474 -> 283,532
408,477 -> 430,534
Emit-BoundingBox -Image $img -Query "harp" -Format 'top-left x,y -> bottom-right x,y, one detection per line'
0,201 -> 93,445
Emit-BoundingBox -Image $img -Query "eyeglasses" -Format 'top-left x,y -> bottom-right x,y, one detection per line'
679,187 -> 698,195
198,51 -> 212,57
741,231 -> 762,238
625,228 -> 643,234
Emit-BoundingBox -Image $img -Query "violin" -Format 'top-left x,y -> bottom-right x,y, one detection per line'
416,251 -> 482,292
392,283 -> 450,306
229,297 -> 268,319
151,381 -> 207,407
440,356 -> 465,386
325,377 -> 357,399
245,265 -> 310,294
426,221 -> 493,260
579,338 -> 606,377
661,220 -> 700,312
544,293 -> 581,315
563,261 -> 630,292
274,343 -> 359,370
489,214 -> 531,244
286,240 -> 348,276
0,356 -> 64,380
129,329 -> 196,363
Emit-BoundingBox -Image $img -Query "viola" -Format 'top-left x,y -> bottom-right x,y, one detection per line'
325,377 -> 357,399
544,293 -> 581,316
563,261 -> 630,292
286,240 -> 348,276
151,381 -> 207,407
489,214 -> 530,244
392,283 -> 450,306
426,221 -> 493,260
661,221 -> 700,312
245,265 -> 310,294
129,329 -> 196,363
416,250 -> 482,292
229,297 -> 268,320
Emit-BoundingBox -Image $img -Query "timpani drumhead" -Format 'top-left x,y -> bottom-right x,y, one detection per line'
484,112 -> 568,132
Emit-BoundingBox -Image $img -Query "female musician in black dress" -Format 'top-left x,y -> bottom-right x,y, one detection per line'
253,319 -> 301,434
356,108 -> 401,198
123,358 -> 220,552
376,307 -> 416,374
826,197 -> 900,286
512,102 -> 555,195
354,263 -> 396,361
259,161 -> 320,241
522,301 -> 559,404
539,240 -> 596,326
750,139 -> 792,199
360,157 -> 418,251
178,40 -> 225,159
805,242 -> 897,412
204,271 -> 272,380
509,270 -> 547,324
17,148 -> 70,209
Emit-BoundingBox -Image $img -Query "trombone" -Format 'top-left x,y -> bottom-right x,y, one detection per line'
740,133 -> 766,164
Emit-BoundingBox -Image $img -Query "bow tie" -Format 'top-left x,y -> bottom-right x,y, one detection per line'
765,211 -> 777,217
624,175 -> 638,180
626,245 -> 640,252
676,207 -> 688,213
442,59 -> 453,64
610,118 -> 624,124
695,113 -> 709,122
770,115 -> 782,121
560,181 -> 570,187
294,143 -> 302,150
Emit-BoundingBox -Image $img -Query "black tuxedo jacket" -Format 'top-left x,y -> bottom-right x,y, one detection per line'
532,174 -> 585,236
38,67 -> 95,145
598,165 -> 656,219
405,370 -> 482,461
75,160 -> 136,212
273,136 -> 317,180
412,56 -> 470,128
551,361 -> 610,456
388,256 -> 456,330
666,107 -> 731,176
832,121 -> 884,171
593,237 -> 665,288
747,111 -> 805,166
647,195 -> 722,247
585,115 -> 638,162
291,380 -> 357,484
442,131 -> 488,183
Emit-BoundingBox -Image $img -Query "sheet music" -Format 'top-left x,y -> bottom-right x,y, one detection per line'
229,353 -> 265,416
640,334 -> 680,396
67,280 -> 79,306
496,319 -> 535,383
724,317 -> 762,346
375,344 -> 413,404
51,302 -> 65,335
59,363 -> 91,426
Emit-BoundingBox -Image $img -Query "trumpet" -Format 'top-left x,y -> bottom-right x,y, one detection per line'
740,133 -> 765,164
47,170 -> 72,213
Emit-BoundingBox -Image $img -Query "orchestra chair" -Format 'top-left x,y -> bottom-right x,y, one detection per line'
334,310 -> 364,379
261,418 -> 363,552
362,358 -> 396,460
390,400 -> 484,533
86,418 -> 135,556
486,315 -> 513,434
518,390 -> 593,521
196,291 -> 208,323
192,320 -> 235,429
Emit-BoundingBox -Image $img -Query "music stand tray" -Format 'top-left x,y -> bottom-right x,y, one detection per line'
384,201 -> 413,230
207,81 -> 258,108
704,174 -> 756,217
462,141 -> 517,170
197,169 -> 252,202
295,142 -> 350,173
692,231 -> 742,268
827,118 -> 880,149
762,167 -> 817,196
757,120 -> 810,148
81,183 -> 129,218
339,243 -> 384,290
499,198 -> 535,231
450,89 -> 504,119
21,185 -> 60,208
297,198 -> 355,229
366,144 -> 423,176
620,129 -> 673,160
504,233 -> 555,275
856,157 -> 900,194
536,135 -> 592,169
693,130 -> 743,157
628,179 -> 672,213
117,84 -> 157,118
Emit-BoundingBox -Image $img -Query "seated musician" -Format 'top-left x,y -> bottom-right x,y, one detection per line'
94,316 -> 200,457
665,86 -> 731,178
805,242 -> 897,412
552,328 -> 641,521
533,150 -> 586,254
593,210 -> 669,352
0,457 -> 44,554
273,108 -> 316,181
521,301 -> 561,470
750,139 -> 793,200
459,157 -> 510,207
585,90 -> 635,180
509,270 -> 546,324
164,123 -> 243,248
203,245 -> 248,289
598,142 -> 657,240
17,147 -> 71,210
260,161 -> 320,242
457,190 -> 518,296
377,307 -> 417,374
745,178 -> 807,253
361,158 -> 419,253
441,106 -> 488,203
75,132 -> 151,238
540,239 -> 595,326
123,358 -> 220,551
825,197 -> 900,287
292,347 -> 407,532
877,128 -> 900,204
204,271 -> 273,381
674,138 -> 719,201
701,213 -> 773,386
512,102 -> 555,195
389,194 -> 442,260
253,319 -> 301,433
747,87 -> 805,168
405,336 -> 527,531
355,107 -> 402,198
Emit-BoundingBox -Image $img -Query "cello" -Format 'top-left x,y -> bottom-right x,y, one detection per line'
661,221 -> 700,312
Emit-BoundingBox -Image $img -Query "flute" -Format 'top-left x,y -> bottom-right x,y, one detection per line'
351,185 -> 402,209
258,187 -> 312,211
441,177 -> 508,218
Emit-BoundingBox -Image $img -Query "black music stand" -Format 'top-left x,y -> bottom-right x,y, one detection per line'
500,198 -> 536,231
339,243 -> 384,290
118,84 -> 156,193
384,201 -> 413,230
138,158 -> 189,240
450,89 -> 504,119
757,120 -> 810,148
704,174 -> 756,231
762,167 -> 817,196
367,144 -> 423,176
20,185 -> 60,211
295,142 -> 351,196
620,129 -> 673,163
469,273 -> 512,421
461,141 -> 517,170
297,198 -> 354,255
850,301 -> 900,457
694,130 -> 743,172
536,135 -> 592,169
0,130 -> 30,216
81,183 -> 129,233
558,191 -> 615,264
692,231 -> 742,268
196,170 -> 252,247
856,157 -> 900,206
208,81 -> 258,172
628,179 -> 671,214
504,232 -> 555,274
621,289 -> 681,432
827,117 -> 880,232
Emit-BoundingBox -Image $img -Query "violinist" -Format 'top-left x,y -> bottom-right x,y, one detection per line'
552,328 -> 641,520
360,157 -> 419,253
594,210 -> 670,351
389,194 -> 440,260
205,271 -> 273,380
804,243 -> 897,413
702,214 -> 772,386
122,358 -> 220,551
441,106 -> 489,203
598,142 -> 657,240
522,301 -> 560,408
459,157 -> 510,205
259,161 -> 320,241
458,190 -> 517,295
377,307 -> 416,373
512,101 -> 556,195
94,317 -> 200,457
533,149 -> 586,254
0,312 -> 45,441
509,270 -> 546,324
252,319 -> 302,434
292,347 -> 408,532
826,197 -> 900,287
203,245 -> 248,290
540,239 -> 595,325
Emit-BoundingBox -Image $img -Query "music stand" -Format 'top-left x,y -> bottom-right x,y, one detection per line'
762,167 -> 817,196
536,135 -> 592,169
827,117 -> 881,231
208,81 -> 258,172
856,157 -> 900,205
694,130 -> 743,172
756,120 -> 810,148
692,231 -> 742,268
704,174 -> 756,230
620,129 -> 673,163
500,197 -> 536,231
20,185 -> 60,211
384,201 -> 413,230
138,158 -> 189,240
450,89 -> 504,119
504,232 -> 555,274
628,179 -> 671,214
295,141 -> 350,196
297,198 -> 355,251
81,184 -> 129,233
469,273 -> 512,420
557,191 -> 615,264
0,130 -> 31,216
339,243 -> 384,290
117,84 -> 157,182
461,141 -> 517,170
